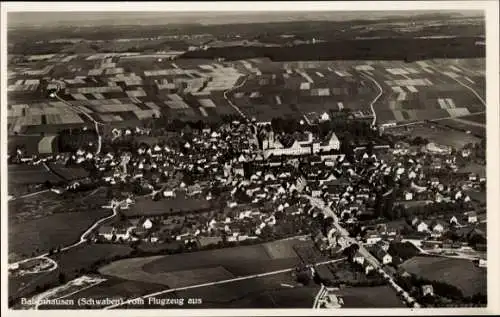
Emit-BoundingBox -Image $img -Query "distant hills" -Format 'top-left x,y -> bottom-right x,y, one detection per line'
8,10 -> 483,29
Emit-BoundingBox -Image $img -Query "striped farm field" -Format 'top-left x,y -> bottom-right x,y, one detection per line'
98,238 -> 311,289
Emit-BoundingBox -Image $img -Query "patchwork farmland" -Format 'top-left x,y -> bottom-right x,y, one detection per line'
7,53 -> 486,140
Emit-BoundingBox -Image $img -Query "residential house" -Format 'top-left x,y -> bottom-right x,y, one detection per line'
422,285 -> 434,297
468,212 -> 478,224
404,191 -> 413,201
372,246 -> 392,265
142,218 -> 153,230
362,261 -> 375,275
477,259 -> 487,268
449,215 -> 460,227
430,221 -> 445,235
163,190 -> 176,198
353,251 -> 365,265
415,220 -> 429,233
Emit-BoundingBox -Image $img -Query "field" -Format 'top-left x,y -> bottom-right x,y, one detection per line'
8,188 -> 111,258
8,164 -> 62,196
9,244 -> 133,305
8,52 -> 485,130
225,58 -> 486,124
52,244 -> 133,275
9,209 -> 112,259
457,163 -> 486,178
22,275 -> 107,309
337,286 -> 406,308
458,113 -> 486,124
401,256 -> 486,297
41,277 -> 167,309
99,238 -> 311,288
173,272 -> 319,308
433,118 -> 486,138
45,162 -> 90,180
228,59 -> 376,121
56,271 -> 318,309
387,123 -> 481,149
8,163 -> 90,197
122,195 -> 212,217
363,59 -> 485,124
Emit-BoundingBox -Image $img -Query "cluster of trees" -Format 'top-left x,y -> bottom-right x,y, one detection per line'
402,202 -> 462,220
409,136 -> 429,146
182,37 -> 485,62
395,272 -> 486,306
57,128 -> 98,153
387,242 -> 420,261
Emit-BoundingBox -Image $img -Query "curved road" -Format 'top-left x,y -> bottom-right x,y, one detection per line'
10,199 -> 123,268
360,72 -> 384,128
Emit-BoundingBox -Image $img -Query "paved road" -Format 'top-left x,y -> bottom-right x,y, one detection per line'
303,195 -> 417,307
380,110 -> 485,130
9,189 -> 50,202
223,75 -> 249,121
360,72 -> 384,128
450,117 -> 486,128
313,284 -> 327,308
105,257 -> 346,309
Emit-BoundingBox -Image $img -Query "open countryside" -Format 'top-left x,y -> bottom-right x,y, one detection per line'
6,7 -> 491,311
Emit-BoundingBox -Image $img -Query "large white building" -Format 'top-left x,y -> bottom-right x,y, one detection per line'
263,131 -> 340,158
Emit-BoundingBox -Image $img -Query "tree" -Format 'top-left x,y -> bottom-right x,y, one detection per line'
296,270 -> 312,286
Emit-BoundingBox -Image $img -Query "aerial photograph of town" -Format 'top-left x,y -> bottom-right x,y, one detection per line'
2,3 -> 495,313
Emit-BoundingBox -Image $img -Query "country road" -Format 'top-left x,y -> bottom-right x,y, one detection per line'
53,83 -> 104,154
223,75 -> 249,121
104,257 -> 346,309
360,72 -> 384,128
449,77 -> 486,107
303,195 -> 418,307
9,199 -> 123,269
8,189 -> 50,202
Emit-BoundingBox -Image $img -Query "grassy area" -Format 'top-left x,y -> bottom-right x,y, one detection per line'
8,164 -> 62,196
9,209 -> 112,259
459,113 -> 486,124
9,188 -> 111,259
399,124 -> 481,148
46,162 -> 90,180
338,286 -> 406,308
9,244 -> 134,307
433,119 -> 485,138
137,271 -> 315,308
98,238 -> 308,289
457,163 -> 486,178
122,195 -> 212,217
53,277 -> 167,309
52,244 -> 133,276
401,256 -> 486,297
